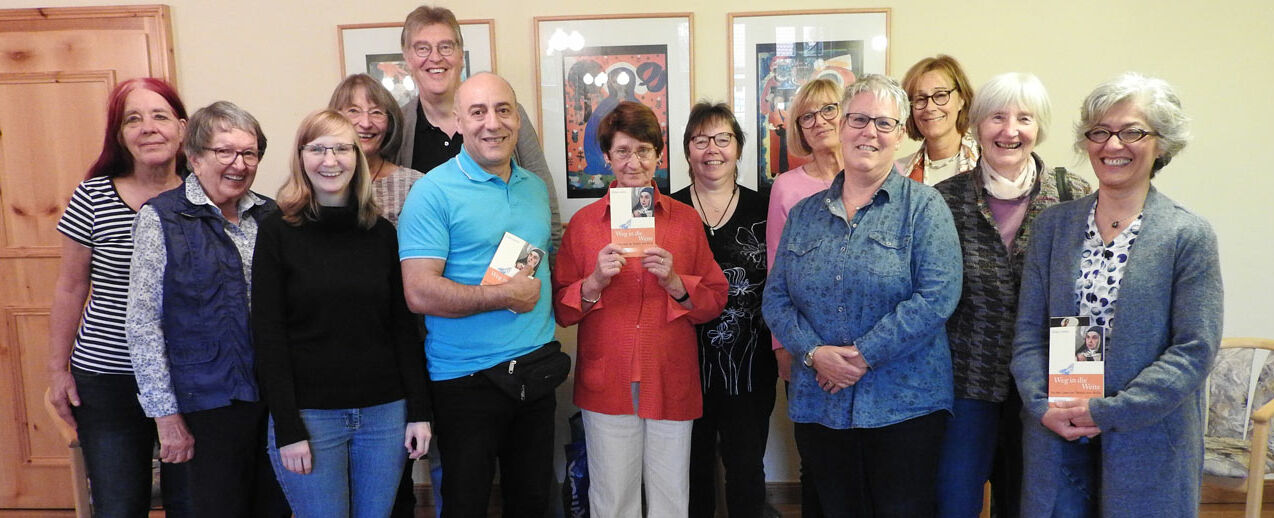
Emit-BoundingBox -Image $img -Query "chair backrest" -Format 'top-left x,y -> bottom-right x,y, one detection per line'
1207,338 -> 1274,443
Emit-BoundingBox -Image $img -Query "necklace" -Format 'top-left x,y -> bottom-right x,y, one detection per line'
368,158 -> 390,182
691,183 -> 737,236
1098,202 -> 1142,229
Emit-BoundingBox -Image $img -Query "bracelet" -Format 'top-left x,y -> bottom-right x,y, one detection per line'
673,290 -> 690,303
581,292 -> 600,304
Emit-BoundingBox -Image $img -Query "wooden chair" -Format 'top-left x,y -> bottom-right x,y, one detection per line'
1203,337 -> 1274,518
42,387 -> 92,518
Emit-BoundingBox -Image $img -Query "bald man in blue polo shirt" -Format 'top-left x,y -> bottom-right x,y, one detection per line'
398,72 -> 557,517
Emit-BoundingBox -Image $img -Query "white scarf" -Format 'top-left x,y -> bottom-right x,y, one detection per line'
980,158 -> 1037,200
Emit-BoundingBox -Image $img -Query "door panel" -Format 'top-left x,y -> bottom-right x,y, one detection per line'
0,5 -> 175,509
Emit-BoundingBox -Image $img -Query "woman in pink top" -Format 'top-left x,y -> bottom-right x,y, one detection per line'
766,77 -> 844,381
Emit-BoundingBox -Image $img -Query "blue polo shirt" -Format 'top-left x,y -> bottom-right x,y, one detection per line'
398,147 -> 555,381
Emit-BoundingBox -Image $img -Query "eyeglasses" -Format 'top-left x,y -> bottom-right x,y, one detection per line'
203,147 -> 260,166
843,113 -> 902,133
797,103 -> 840,129
410,41 -> 457,58
299,144 -> 357,158
343,107 -> 388,122
910,89 -> 955,111
1083,127 -> 1159,144
610,146 -> 658,162
690,132 -> 735,150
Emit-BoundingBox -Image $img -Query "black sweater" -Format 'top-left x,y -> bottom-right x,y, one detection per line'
251,206 -> 429,447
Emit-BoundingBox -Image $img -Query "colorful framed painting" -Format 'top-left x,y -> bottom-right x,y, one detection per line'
727,9 -> 890,190
535,13 -> 693,218
338,20 -> 495,107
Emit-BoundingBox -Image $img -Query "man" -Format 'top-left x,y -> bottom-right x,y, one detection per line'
399,72 -> 558,518
397,5 -> 562,254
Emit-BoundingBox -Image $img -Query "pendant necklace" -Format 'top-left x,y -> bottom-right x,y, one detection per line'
691,184 -> 737,236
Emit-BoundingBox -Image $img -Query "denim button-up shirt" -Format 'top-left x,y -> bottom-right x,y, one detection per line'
762,170 -> 962,429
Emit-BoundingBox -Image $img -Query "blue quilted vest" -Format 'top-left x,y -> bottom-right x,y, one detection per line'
146,182 -> 276,414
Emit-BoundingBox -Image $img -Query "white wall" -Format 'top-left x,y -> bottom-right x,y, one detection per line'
13,0 -> 1273,481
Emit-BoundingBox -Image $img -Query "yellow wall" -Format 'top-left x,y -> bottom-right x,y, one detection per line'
12,0 -> 1273,481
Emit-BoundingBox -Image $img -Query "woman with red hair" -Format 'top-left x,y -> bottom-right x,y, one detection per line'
46,77 -> 190,516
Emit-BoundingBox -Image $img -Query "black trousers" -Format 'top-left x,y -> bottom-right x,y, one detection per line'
161,400 -> 290,518
794,411 -> 947,518
432,373 -> 556,518
688,382 -> 776,518
990,384 -> 1024,518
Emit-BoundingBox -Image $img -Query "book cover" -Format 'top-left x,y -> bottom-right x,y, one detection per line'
1047,316 -> 1105,401
610,186 -> 656,257
480,232 -> 546,286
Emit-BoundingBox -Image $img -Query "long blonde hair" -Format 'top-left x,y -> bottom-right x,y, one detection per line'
278,109 -> 379,229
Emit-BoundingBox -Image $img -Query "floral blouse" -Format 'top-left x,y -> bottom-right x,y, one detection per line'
1073,204 -> 1144,344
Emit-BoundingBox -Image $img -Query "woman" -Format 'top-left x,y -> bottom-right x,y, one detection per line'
670,102 -> 774,518
126,101 -> 288,517
553,101 -> 729,518
1076,328 -> 1103,362
329,73 -> 423,226
1011,73 -> 1222,517
767,78 -> 844,382
762,75 -> 962,517
252,110 -> 431,517
932,73 -> 1092,518
897,55 -> 979,185
47,78 -> 188,517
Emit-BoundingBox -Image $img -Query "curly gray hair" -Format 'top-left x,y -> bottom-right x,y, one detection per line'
1074,72 -> 1190,176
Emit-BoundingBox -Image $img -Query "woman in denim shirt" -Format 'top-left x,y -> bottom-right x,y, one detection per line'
762,74 -> 962,517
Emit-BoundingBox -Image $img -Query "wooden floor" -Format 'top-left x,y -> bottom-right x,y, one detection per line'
1,502 -> 1269,517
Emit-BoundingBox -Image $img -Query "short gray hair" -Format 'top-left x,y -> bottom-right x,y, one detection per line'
841,74 -> 909,130
184,101 -> 267,160
969,72 -> 1052,144
1073,72 -> 1190,174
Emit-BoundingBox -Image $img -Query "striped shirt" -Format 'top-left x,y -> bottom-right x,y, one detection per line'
56,176 -> 139,374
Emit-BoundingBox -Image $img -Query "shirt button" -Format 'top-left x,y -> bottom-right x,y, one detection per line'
840,247 -> 847,253
835,275 -> 842,281
852,223 -> 858,228
837,306 -> 844,312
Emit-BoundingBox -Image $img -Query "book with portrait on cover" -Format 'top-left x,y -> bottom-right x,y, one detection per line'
481,232 -> 546,286
610,186 -> 656,257
1048,316 -> 1105,402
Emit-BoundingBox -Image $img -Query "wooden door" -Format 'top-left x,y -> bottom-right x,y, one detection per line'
0,6 -> 175,509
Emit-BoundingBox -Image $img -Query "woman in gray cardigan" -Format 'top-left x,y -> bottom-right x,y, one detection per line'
1010,73 -> 1222,517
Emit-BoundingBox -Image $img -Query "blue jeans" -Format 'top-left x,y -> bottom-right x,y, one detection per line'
936,397 -> 1001,518
71,368 -> 172,518
268,400 -> 408,518
1052,438 -> 1099,518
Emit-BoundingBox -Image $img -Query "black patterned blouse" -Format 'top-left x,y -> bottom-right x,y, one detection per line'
671,185 -> 775,395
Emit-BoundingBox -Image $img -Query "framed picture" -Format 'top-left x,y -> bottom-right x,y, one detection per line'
728,9 -> 890,190
535,13 -> 693,218
337,20 -> 496,107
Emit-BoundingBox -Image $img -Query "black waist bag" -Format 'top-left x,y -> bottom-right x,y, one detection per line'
480,341 -> 571,401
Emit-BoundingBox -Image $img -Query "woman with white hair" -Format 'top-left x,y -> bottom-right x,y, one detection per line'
933,73 -> 1091,518
763,74 -> 962,517
1011,73 -> 1222,516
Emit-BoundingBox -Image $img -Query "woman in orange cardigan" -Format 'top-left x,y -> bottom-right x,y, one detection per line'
554,101 -> 729,518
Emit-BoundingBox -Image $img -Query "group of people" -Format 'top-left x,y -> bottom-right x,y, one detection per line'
44,3 -> 1222,518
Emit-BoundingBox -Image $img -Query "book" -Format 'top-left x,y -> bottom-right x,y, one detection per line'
1047,316 -> 1105,402
610,186 -> 656,257
480,232 -> 546,286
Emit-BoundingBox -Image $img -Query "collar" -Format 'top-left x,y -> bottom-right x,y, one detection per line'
823,169 -> 901,221
184,174 -> 265,218
597,180 -> 668,221
454,147 -> 525,186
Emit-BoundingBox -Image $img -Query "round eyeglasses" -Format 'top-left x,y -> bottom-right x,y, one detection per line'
690,132 -> 735,150
843,113 -> 902,133
203,147 -> 260,166
1083,128 -> 1159,144
410,41 -> 457,59
343,107 -> 388,123
797,103 -> 840,129
910,89 -> 954,111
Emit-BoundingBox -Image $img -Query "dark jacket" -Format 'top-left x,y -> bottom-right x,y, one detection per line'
149,186 -> 276,413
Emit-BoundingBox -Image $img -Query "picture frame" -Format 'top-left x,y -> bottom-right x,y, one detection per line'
534,13 -> 694,219
337,20 -> 496,108
727,9 -> 890,190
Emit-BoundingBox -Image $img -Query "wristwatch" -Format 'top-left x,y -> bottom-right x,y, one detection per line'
803,347 -> 818,368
